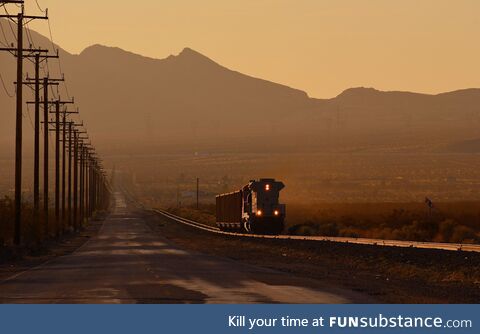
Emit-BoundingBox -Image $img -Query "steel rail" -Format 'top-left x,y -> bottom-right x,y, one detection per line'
153,209 -> 480,253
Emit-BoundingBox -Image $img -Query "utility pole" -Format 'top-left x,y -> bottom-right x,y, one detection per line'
89,153 -> 98,217
58,118 -> 79,231
67,122 -> 72,229
14,10 -> 23,246
59,109 -> 78,231
85,152 -> 89,219
0,2 -> 48,245
79,143 -> 85,226
93,162 -> 98,214
33,54 -> 40,236
73,129 -> 85,229
61,111 -> 66,230
43,99 -> 74,237
84,146 -> 93,221
73,130 -> 86,229
73,130 -> 79,231
55,100 -> 60,237
43,78 -> 48,236
88,157 -> 93,217
1,2 -> 110,244
37,76 -> 63,238
196,177 -> 199,210
24,63 -> 60,241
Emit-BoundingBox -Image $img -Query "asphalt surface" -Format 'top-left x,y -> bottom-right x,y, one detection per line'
0,193 -> 372,304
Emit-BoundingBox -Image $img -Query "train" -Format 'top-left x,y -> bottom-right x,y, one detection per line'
216,178 -> 286,234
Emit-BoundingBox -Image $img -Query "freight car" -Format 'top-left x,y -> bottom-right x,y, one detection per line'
216,178 -> 286,234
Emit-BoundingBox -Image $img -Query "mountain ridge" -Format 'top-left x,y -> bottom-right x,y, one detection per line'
0,21 -> 480,154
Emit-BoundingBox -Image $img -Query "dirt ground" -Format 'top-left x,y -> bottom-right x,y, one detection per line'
0,220 -> 103,282
145,210 -> 480,304
1,208 -> 478,304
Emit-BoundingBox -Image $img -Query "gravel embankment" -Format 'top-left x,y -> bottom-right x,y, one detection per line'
145,210 -> 480,303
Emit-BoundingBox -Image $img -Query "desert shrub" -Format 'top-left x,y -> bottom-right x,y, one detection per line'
167,205 -> 217,227
337,227 -> 360,238
450,225 -> 478,243
289,220 -> 340,237
316,221 -> 340,236
434,219 -> 456,242
288,223 -> 318,236
163,200 -> 480,244
0,197 -> 53,248
391,220 -> 436,242
0,197 -> 14,246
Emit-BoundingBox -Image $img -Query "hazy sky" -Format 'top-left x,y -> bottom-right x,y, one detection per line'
23,0 -> 480,98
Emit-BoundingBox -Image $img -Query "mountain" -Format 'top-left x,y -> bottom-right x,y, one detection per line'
1,21 -> 480,155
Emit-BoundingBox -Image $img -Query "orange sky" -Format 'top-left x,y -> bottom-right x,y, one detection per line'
22,0 -> 480,98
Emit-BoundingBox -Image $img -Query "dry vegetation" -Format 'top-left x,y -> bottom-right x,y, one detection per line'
110,152 -> 480,204
112,151 -> 480,244
0,197 -> 42,249
146,212 -> 480,303
161,201 -> 480,244
285,202 -> 480,243
0,196 -> 106,261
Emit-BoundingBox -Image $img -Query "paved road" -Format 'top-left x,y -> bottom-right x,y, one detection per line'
0,194 -> 372,304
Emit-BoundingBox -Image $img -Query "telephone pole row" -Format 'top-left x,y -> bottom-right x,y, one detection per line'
0,1 -> 48,245
0,1 -> 112,245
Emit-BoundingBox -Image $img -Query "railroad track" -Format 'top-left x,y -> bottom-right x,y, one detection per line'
153,209 -> 480,253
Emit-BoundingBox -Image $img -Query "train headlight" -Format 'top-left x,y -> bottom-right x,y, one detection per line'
256,210 -> 263,216
274,210 -> 279,216
265,184 -> 270,191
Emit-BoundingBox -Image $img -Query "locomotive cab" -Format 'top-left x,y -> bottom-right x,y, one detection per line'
242,179 -> 286,234
216,178 -> 286,235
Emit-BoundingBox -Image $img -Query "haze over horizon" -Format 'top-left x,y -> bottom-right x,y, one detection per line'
21,0 -> 480,98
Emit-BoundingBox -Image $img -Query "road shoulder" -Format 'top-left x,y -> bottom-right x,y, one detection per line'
0,220 -> 103,282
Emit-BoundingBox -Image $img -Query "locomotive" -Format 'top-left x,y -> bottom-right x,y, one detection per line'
216,178 -> 286,234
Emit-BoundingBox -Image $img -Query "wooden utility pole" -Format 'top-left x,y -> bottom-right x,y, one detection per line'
14,11 -> 23,246
25,62 -> 60,241
196,177 -> 199,210
73,129 -> 86,230
67,122 -> 72,229
83,153 -> 90,221
84,147 -> 93,220
43,78 -> 49,236
33,54 -> 40,232
88,157 -> 93,217
59,118 -> 79,232
61,111 -> 67,231
32,57 -> 58,237
0,2 -> 111,244
73,130 -> 79,231
79,143 -> 84,226
28,76 -> 63,238
55,100 -> 60,237
0,3 -> 48,245
43,99 -> 75,236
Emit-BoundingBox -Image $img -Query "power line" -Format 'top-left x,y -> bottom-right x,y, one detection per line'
34,0 -> 46,13
25,100 -> 36,131
46,16 -> 71,99
0,71 -> 14,97
3,7 -> 17,40
0,19 -> 11,46
24,20 -> 35,47
1,0 -> 112,243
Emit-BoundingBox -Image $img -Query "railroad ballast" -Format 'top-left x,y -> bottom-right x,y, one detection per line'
216,178 -> 286,234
